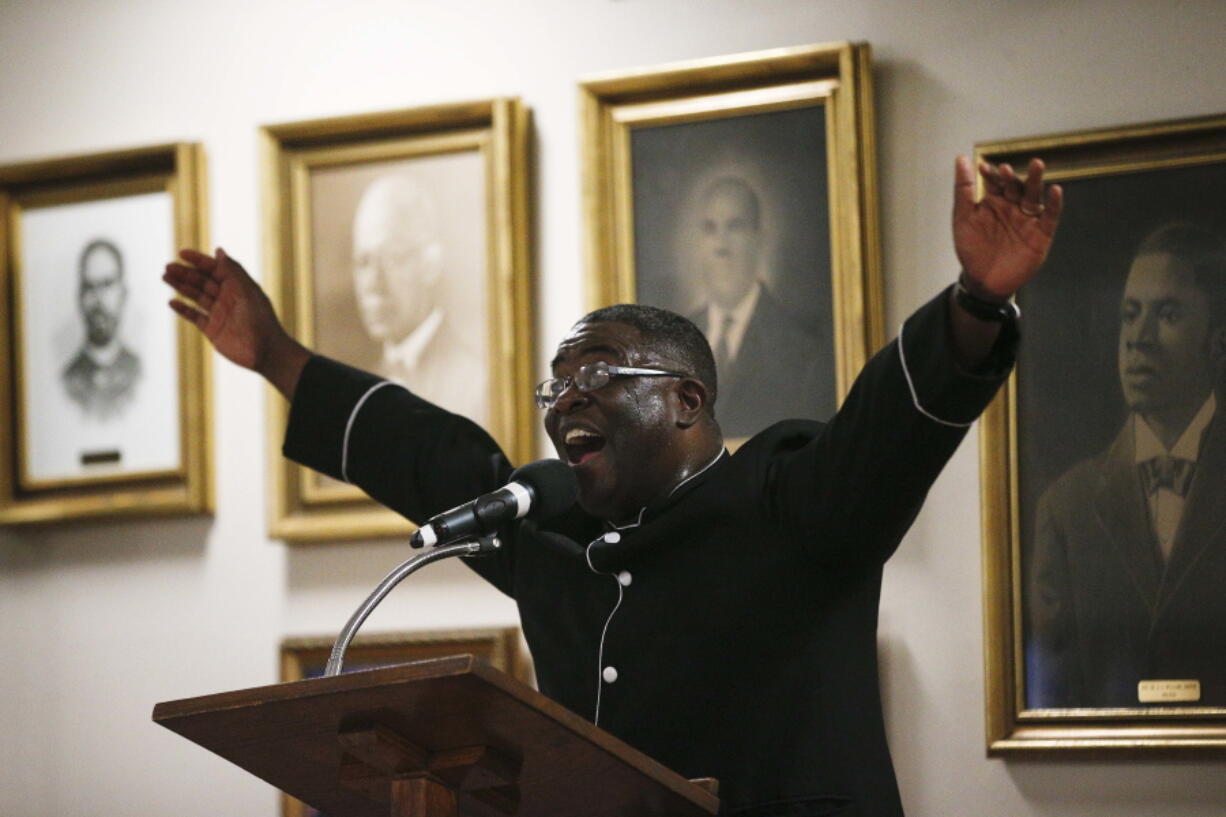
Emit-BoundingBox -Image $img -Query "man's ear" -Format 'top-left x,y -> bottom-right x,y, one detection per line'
1211,325 -> 1226,370
673,378 -> 709,428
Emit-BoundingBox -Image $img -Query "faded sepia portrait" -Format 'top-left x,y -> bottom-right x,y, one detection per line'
18,192 -> 181,485
630,105 -> 836,439
1018,162 -> 1226,709
309,151 -> 489,428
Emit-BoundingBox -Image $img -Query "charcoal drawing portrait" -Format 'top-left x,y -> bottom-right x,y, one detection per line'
62,238 -> 142,419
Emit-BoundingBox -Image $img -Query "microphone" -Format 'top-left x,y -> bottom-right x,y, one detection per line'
409,459 -> 578,548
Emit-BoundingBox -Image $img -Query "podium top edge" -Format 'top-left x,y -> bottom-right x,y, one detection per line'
151,653 -> 720,815
152,654 -> 479,723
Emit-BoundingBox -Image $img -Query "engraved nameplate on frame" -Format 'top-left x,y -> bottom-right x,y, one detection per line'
1138,680 -> 1201,703
81,450 -> 122,466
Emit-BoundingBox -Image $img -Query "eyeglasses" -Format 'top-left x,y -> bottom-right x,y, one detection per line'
535,361 -> 687,409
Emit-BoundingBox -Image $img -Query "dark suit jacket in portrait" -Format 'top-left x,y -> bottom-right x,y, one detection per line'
62,346 -> 142,420
1026,409 -> 1226,708
695,284 -> 831,439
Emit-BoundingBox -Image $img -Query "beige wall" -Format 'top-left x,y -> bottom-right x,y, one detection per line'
2,1 -> 1225,814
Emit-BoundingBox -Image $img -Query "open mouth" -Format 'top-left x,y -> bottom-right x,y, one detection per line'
1124,364 -> 1158,380
563,428 -> 606,465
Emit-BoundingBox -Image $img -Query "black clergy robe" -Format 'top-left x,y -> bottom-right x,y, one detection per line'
283,288 -> 1013,817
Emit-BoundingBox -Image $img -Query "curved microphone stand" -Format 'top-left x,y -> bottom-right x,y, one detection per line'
323,535 -> 501,677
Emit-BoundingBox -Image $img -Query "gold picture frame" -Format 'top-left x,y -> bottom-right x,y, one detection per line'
0,143 -> 213,524
262,99 -> 535,542
580,43 -> 883,440
978,113 -> 1226,753
279,627 -> 533,817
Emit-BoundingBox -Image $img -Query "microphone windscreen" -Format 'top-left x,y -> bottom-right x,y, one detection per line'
509,459 -> 578,519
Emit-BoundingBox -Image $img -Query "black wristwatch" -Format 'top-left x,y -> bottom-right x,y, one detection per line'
954,274 -> 1020,323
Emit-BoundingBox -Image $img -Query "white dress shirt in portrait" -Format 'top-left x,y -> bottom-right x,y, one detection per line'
1133,392 -> 1216,561
380,306 -> 488,427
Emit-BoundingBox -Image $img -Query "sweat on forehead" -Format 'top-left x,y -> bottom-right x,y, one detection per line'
552,320 -> 642,368
555,303 -> 719,402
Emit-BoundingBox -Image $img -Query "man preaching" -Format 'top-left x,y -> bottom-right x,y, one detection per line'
163,156 -> 1061,817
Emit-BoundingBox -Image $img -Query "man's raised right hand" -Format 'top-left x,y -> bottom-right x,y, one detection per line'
164,248 -> 310,399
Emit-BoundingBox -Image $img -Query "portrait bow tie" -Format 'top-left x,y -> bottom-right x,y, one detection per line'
1139,456 -> 1196,497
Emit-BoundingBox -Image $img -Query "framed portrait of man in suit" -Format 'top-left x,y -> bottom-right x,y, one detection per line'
0,143 -> 213,524
262,100 -> 535,542
580,43 -> 884,443
977,113 -> 1226,753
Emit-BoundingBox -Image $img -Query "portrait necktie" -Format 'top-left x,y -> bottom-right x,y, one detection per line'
1139,456 -> 1196,497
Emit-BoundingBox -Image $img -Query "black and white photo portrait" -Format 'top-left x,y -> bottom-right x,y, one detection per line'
61,239 -> 142,419
1018,162 -> 1226,709
18,191 -> 181,485
309,151 -> 489,428
629,106 -> 837,438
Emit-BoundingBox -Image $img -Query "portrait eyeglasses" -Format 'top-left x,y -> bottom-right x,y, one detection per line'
535,361 -> 687,409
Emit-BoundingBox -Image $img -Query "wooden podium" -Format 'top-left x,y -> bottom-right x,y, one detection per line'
153,654 -> 720,817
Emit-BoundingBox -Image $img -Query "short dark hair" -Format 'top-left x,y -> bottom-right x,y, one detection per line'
577,303 -> 719,410
1134,222 -> 1226,329
79,238 -> 124,281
